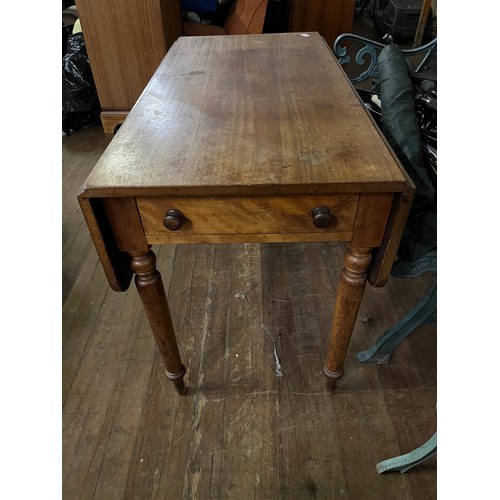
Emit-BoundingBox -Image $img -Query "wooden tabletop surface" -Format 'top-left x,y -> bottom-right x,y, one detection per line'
82,32 -> 409,198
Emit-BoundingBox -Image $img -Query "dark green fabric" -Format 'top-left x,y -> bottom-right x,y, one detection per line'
377,44 -> 436,262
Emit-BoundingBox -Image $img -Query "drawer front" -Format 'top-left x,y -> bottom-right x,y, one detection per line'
136,195 -> 359,244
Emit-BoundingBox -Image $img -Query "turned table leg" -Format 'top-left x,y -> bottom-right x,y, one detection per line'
130,249 -> 186,395
324,244 -> 373,393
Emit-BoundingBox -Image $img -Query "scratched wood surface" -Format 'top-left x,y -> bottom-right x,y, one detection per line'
82,32 -> 410,198
63,126 -> 436,499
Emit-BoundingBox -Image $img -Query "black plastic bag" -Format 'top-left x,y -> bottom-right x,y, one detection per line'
62,32 -> 100,134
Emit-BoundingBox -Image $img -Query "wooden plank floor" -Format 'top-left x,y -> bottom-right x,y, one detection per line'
63,125 -> 437,499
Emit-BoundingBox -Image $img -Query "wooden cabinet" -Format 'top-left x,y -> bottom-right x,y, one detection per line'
288,0 -> 355,47
75,0 -> 183,133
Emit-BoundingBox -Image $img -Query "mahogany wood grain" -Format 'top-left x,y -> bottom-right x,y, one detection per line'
324,244 -> 372,392
136,194 -> 359,243
288,0 -> 355,47
101,197 -> 186,393
130,249 -> 186,395
102,198 -> 149,252
77,196 -> 133,291
350,193 -> 394,248
368,191 -> 415,287
83,33 -> 410,198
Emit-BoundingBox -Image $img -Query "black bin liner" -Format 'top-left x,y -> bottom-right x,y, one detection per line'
62,32 -> 100,134
377,43 -> 436,262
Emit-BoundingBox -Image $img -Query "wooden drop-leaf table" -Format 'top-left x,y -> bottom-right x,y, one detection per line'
78,32 -> 414,396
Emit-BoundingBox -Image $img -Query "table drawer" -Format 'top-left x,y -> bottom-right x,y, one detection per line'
136,194 -> 359,243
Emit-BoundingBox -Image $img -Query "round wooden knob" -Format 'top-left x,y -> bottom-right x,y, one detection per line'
163,209 -> 184,231
311,206 -> 333,228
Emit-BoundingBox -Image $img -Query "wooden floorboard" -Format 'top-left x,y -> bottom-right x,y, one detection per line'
62,125 -> 436,499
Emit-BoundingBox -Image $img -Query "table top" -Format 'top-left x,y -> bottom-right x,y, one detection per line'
82,32 -> 410,198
